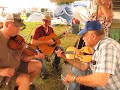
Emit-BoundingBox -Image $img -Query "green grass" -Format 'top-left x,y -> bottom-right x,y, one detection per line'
20,22 -> 80,90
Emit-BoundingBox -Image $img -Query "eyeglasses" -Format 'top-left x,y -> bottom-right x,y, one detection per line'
42,19 -> 51,23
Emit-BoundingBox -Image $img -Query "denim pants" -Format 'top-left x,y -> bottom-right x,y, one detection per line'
36,46 -> 64,73
52,46 -> 65,66
62,64 -> 92,90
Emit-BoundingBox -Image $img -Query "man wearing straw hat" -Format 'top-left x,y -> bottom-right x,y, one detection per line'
31,14 -> 64,79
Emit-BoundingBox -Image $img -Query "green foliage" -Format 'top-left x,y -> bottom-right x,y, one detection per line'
20,22 -> 80,90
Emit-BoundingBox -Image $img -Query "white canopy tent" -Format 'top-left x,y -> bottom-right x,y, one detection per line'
26,12 -> 44,22
73,6 -> 89,23
0,15 -> 5,22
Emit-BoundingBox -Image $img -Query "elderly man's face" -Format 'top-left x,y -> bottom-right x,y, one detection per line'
83,31 -> 96,47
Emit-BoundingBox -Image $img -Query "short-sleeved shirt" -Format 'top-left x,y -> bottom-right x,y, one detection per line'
0,31 -> 29,86
32,25 -> 54,40
0,31 -> 21,69
91,37 -> 120,90
0,31 -> 21,83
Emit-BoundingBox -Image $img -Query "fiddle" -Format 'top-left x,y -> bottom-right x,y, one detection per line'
7,35 -> 40,56
65,46 -> 93,63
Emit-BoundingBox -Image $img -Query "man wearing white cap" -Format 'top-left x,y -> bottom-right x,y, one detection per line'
0,13 -> 44,90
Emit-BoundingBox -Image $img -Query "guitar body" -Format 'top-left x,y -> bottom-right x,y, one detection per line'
38,33 -> 61,55
65,46 -> 93,63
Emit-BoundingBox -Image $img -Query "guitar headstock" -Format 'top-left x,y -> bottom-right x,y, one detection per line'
61,27 -> 72,36
65,27 -> 72,33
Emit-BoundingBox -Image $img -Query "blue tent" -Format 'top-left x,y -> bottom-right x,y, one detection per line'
53,1 -> 89,25
53,4 -> 73,25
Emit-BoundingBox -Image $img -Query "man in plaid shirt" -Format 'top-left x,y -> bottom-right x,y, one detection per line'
58,20 -> 120,90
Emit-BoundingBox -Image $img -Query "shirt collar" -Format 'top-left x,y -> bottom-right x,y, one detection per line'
93,36 -> 106,51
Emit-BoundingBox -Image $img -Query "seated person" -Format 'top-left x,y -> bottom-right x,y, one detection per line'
58,20 -> 120,90
60,36 -> 92,90
31,15 -> 64,79
0,13 -> 44,90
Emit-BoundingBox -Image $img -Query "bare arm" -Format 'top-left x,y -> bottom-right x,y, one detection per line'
31,39 -> 49,45
65,72 -> 110,87
96,0 -> 113,21
21,52 -> 45,62
0,68 -> 15,77
31,39 -> 55,46
56,49 -> 89,71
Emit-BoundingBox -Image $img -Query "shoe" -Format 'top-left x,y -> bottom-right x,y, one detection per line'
51,63 -> 59,71
14,86 -> 18,90
41,73 -> 47,79
41,71 -> 48,79
14,84 -> 36,90
30,84 -> 36,90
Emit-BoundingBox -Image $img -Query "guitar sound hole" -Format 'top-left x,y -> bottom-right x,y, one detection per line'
49,42 -> 57,47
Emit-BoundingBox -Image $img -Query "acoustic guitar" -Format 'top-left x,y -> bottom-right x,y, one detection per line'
65,46 -> 93,63
38,29 -> 71,55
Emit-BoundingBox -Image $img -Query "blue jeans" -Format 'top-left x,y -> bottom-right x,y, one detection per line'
52,46 -> 65,66
62,64 -> 92,90
36,46 -> 64,73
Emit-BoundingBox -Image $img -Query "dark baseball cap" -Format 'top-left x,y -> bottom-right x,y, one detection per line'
78,20 -> 102,35
4,14 -> 26,30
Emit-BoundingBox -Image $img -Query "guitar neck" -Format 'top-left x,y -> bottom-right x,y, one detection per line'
54,28 -> 71,41
55,33 -> 65,40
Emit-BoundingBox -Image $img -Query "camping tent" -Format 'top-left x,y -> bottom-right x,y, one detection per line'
26,12 -> 44,22
53,4 -> 73,25
73,1 -> 90,24
0,15 -> 5,22
73,6 -> 89,24
51,17 -> 67,25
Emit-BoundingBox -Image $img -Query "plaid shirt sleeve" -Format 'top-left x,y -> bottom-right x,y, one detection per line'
93,43 -> 118,74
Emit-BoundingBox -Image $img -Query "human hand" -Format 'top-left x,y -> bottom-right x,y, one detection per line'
55,49 -> 65,58
47,39 -> 55,45
0,68 -> 15,77
64,73 -> 73,83
36,52 -> 45,59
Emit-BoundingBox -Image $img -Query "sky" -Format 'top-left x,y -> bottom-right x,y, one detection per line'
0,0 -> 55,13
0,0 -> 55,8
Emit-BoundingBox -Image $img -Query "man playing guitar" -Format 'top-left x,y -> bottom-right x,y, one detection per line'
31,15 -> 64,79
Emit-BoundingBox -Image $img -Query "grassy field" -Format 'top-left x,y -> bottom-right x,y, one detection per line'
20,22 -> 80,90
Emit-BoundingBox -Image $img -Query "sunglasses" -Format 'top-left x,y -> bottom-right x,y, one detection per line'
42,19 -> 51,23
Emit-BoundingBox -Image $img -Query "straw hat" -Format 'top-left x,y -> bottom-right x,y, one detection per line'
42,15 -> 51,21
